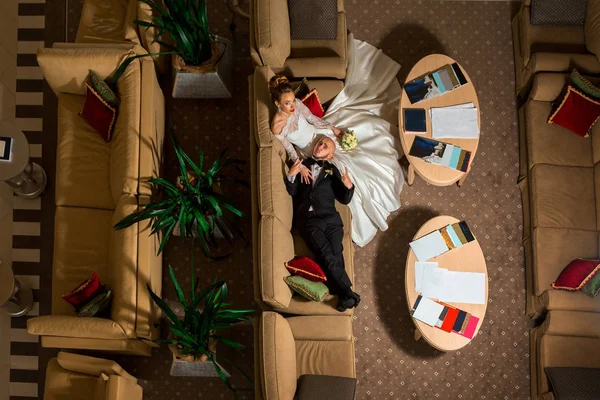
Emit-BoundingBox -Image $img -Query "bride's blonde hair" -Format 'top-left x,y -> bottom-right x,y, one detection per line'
268,74 -> 293,103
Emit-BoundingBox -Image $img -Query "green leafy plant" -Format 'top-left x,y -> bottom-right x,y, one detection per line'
149,265 -> 253,391
113,133 -> 246,257
134,0 -> 215,67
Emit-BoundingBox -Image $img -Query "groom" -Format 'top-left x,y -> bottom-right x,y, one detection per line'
285,136 -> 361,312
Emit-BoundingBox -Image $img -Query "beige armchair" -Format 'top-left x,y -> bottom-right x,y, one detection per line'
249,0 -> 348,79
255,312 -> 356,400
512,0 -> 600,99
44,352 -> 143,400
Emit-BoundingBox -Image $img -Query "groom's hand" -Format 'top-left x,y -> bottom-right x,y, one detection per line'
341,169 -> 353,189
288,159 -> 303,177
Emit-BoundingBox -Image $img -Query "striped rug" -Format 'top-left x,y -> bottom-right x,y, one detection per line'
9,0 -> 55,398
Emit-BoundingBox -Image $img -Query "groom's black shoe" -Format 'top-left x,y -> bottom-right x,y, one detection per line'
335,292 -> 361,312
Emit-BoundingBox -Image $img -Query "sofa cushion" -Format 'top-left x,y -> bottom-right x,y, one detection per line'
541,309 -> 600,338
310,80 -> 344,105
532,227 -> 599,296
295,340 -> 355,378
546,367 -> 600,400
538,335 -> 600,394
53,206 -> 113,316
110,59 -> 141,204
530,165 -> 596,231
289,0 -> 337,40
260,312 -> 297,400
259,216 -> 295,308
530,0 -> 586,26
255,0 -> 291,67
253,66 -> 276,147
525,100 -> 593,170
541,289 -> 600,313
291,12 -> 347,58
519,6 -> 586,65
109,195 -> 139,337
287,315 -> 353,341
57,93 -> 114,210
76,0 -> 140,44
258,145 -> 293,229
44,358 -> 99,400
585,0 -> 600,58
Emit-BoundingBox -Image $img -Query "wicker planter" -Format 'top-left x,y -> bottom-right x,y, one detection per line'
169,337 -> 230,377
172,36 -> 234,99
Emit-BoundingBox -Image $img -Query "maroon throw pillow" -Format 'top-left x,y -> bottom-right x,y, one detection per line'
548,86 -> 600,137
285,256 -> 327,282
79,82 -> 117,142
62,272 -> 103,308
301,88 -> 325,118
551,259 -> 600,291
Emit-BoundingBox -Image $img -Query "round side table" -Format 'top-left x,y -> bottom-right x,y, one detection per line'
0,259 -> 33,317
0,121 -> 47,198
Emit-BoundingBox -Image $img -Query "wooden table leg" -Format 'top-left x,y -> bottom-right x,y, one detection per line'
407,164 -> 415,186
414,328 -> 422,341
457,172 -> 468,187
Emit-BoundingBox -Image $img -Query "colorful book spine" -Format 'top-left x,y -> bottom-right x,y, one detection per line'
449,147 -> 461,169
432,72 -> 446,93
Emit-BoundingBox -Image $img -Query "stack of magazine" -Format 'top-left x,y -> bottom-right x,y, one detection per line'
409,136 -> 471,172
404,63 -> 468,104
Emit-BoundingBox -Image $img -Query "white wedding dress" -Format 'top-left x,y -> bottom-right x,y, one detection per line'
275,34 -> 404,247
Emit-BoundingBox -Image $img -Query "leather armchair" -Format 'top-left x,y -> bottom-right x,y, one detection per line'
249,0 -> 348,79
44,352 -> 143,400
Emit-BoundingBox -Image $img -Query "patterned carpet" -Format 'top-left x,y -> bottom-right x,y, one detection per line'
35,1 -> 529,399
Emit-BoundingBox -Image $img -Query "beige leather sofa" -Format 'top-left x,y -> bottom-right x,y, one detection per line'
44,352 -> 143,400
76,0 -> 170,73
530,311 -> 600,399
26,44 -> 164,356
512,0 -> 600,99
249,0 -> 348,79
249,65 -> 355,316
255,312 -> 355,400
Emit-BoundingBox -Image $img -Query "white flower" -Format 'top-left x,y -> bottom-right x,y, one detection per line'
341,129 -> 358,151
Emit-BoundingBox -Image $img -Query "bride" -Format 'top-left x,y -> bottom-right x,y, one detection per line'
269,35 -> 405,247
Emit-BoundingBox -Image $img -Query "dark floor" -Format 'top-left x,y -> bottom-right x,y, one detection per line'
36,1 -> 528,399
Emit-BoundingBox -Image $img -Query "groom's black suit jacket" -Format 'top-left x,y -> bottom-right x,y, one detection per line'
284,158 -> 354,227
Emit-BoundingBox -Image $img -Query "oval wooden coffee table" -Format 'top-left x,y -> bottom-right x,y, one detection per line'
399,54 -> 480,186
405,216 -> 488,351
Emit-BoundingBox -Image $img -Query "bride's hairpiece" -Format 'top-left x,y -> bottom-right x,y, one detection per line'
268,74 -> 293,103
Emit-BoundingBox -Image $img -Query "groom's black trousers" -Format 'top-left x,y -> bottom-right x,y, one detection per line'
298,215 -> 352,297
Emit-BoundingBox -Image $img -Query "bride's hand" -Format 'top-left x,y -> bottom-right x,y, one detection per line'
331,127 -> 342,137
300,164 -> 313,184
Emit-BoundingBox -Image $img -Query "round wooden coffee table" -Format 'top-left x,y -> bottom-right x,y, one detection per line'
399,54 -> 480,186
405,216 -> 488,351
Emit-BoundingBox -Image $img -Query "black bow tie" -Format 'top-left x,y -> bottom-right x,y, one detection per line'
309,158 -> 326,168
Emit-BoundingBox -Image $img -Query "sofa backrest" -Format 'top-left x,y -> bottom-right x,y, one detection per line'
586,0 -> 600,58
253,0 -> 291,68
260,312 -> 297,400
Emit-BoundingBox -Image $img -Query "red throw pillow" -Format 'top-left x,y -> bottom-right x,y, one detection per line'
62,272 -> 103,308
301,88 -> 325,118
285,256 -> 327,282
548,86 -> 600,137
551,259 -> 600,291
79,82 -> 117,142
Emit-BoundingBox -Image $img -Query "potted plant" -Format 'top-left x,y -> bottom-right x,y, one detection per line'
113,133 -> 246,257
148,265 -> 253,388
134,0 -> 234,98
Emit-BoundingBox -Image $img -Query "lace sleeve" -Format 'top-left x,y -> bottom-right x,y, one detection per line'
296,99 -> 332,129
273,128 -> 300,162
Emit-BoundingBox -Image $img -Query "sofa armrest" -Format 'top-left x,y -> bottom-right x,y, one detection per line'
27,316 -> 128,339
106,375 -> 143,400
529,73 -> 569,102
538,310 -> 600,338
56,352 -> 137,382
526,52 -> 600,76
280,56 -> 347,79
287,315 -> 353,341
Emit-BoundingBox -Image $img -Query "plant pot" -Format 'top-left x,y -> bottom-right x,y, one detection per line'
172,36 -> 234,99
168,337 -> 230,377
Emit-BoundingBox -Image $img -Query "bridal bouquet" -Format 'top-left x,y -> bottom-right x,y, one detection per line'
340,129 -> 358,151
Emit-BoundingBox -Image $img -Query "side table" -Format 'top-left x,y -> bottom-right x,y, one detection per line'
0,120 -> 47,198
0,259 -> 34,317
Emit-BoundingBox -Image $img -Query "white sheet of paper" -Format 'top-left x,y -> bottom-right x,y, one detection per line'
441,271 -> 486,304
409,231 -> 449,261
420,266 -> 448,299
431,107 -> 480,139
415,262 -> 438,291
412,297 -> 445,327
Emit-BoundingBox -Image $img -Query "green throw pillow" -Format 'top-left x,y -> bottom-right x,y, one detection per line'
293,77 -> 310,99
87,70 -> 120,108
284,275 -> 329,302
582,271 -> 600,297
571,69 -> 600,99
77,289 -> 113,317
